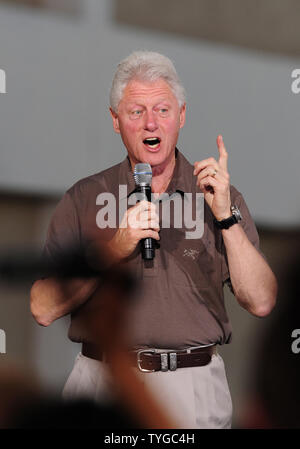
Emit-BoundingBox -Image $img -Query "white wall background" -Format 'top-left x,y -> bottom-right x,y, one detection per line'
0,3 -> 299,425
0,0 -> 299,226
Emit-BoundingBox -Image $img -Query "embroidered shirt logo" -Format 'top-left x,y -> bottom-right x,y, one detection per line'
183,249 -> 199,260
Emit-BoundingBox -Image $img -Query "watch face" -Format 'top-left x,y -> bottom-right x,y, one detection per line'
231,205 -> 242,221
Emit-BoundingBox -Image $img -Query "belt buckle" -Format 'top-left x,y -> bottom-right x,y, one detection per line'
136,349 -> 156,373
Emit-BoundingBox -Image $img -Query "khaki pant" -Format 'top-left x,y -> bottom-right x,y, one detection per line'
62,351 -> 232,429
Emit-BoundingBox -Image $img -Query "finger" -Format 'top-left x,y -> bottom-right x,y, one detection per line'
136,219 -> 160,230
133,200 -> 154,212
139,209 -> 159,223
127,201 -> 158,228
198,175 -> 218,192
196,165 -> 220,181
128,201 -> 155,219
193,158 -> 218,175
139,229 -> 160,240
138,218 -> 160,230
216,134 -> 228,171
128,208 -> 160,229
197,168 -> 229,187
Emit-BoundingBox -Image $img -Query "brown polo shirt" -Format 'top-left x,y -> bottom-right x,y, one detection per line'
43,149 -> 261,349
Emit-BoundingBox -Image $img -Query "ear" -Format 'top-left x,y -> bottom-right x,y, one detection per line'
110,108 -> 120,134
179,103 -> 186,129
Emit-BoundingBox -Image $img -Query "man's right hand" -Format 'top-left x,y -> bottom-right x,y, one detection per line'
31,202 -> 159,326
107,200 -> 160,263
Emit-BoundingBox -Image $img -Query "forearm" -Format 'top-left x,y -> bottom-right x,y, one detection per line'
30,276 -> 99,326
222,224 -> 277,317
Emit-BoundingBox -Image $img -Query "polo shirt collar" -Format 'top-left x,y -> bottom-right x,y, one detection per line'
118,148 -> 192,197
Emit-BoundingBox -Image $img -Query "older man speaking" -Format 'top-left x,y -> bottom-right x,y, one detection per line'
30,51 -> 277,428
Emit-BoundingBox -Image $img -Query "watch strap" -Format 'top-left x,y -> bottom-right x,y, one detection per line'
213,214 -> 238,230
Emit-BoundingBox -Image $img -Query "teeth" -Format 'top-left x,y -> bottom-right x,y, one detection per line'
143,137 -> 160,146
143,137 -> 161,149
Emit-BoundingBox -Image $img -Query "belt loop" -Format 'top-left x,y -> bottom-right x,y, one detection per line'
169,353 -> 177,371
160,353 -> 168,372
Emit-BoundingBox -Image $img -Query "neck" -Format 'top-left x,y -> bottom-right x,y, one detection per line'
151,157 -> 175,193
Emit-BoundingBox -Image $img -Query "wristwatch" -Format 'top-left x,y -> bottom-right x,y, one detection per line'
213,205 -> 242,229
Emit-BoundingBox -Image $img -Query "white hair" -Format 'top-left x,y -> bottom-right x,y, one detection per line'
109,50 -> 186,112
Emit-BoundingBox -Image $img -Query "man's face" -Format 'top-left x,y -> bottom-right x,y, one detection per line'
110,79 -> 186,169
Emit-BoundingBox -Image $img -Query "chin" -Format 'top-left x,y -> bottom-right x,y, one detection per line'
144,150 -> 169,165
144,156 -> 164,168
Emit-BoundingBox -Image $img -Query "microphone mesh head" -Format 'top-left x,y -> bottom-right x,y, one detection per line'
133,163 -> 152,186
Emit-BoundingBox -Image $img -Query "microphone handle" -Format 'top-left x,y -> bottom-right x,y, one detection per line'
139,185 -> 155,260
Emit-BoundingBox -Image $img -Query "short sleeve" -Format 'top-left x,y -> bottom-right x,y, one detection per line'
221,185 -> 263,285
41,190 -> 82,278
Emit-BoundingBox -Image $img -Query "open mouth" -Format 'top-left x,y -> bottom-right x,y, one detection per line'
143,137 -> 161,149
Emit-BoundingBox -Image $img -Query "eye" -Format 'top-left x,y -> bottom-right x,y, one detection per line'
158,108 -> 169,116
129,109 -> 143,120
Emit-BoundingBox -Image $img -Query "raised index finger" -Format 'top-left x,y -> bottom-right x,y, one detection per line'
217,135 -> 228,171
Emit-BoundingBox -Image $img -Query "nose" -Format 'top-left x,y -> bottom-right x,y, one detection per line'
144,110 -> 158,132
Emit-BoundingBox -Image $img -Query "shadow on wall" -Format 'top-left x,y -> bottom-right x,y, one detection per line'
238,227 -> 300,428
114,0 -> 300,58
0,0 -> 82,16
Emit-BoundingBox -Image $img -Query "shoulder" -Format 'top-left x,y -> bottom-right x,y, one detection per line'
65,161 -> 124,199
229,185 -> 252,212
176,149 -> 195,173
229,184 -> 243,202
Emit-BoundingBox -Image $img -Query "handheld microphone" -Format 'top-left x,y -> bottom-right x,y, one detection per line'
133,163 -> 155,260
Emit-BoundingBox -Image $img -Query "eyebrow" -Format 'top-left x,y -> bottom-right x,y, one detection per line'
127,100 -> 171,108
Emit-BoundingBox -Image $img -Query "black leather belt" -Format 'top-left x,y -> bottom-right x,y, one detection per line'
81,343 -> 217,372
